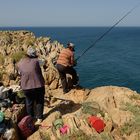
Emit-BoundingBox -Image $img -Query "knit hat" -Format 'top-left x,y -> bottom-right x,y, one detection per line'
27,47 -> 37,57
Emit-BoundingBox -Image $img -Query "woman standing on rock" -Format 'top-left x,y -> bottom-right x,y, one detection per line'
17,47 -> 45,124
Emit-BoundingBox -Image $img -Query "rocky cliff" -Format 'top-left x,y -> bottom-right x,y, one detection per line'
0,31 -> 140,140
0,31 -> 63,88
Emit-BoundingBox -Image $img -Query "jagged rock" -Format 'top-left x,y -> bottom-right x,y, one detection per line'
103,113 -> 113,133
111,128 -> 123,140
64,89 -> 87,103
126,132 -> 140,140
6,63 -> 14,74
79,119 -> 94,135
27,131 -> 42,140
49,79 -> 59,90
0,31 -> 63,89
46,42 -> 52,53
2,73 -> 10,86
49,51 -> 57,60
3,128 -> 19,140
44,67 -> 59,85
86,86 -> 134,126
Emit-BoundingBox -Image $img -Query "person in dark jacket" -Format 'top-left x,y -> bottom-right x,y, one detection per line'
17,47 -> 45,124
56,43 -> 79,93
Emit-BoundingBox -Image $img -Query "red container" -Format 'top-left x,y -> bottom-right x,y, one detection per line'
18,115 -> 35,138
88,116 -> 105,133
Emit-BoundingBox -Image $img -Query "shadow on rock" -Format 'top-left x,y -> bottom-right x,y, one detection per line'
43,101 -> 81,119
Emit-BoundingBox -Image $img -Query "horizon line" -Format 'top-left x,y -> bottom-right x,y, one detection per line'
0,26 -> 140,28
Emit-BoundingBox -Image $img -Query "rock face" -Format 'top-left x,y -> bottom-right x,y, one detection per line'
28,86 -> 140,140
0,31 -> 63,87
86,86 -> 135,126
1,31 -> 140,140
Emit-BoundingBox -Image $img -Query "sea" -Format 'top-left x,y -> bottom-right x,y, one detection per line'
1,27 -> 140,92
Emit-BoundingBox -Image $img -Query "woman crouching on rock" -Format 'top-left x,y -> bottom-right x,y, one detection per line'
17,47 -> 45,125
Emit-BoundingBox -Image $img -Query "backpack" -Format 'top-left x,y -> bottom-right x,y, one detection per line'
18,115 -> 35,138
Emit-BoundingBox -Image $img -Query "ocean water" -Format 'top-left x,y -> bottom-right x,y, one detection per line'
1,27 -> 140,92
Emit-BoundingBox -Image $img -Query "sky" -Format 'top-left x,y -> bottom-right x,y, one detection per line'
0,0 -> 140,27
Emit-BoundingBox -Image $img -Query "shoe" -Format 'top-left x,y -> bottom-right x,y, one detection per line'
73,84 -> 82,89
35,119 -> 42,125
63,89 -> 70,94
73,81 -> 79,87
73,83 -> 79,87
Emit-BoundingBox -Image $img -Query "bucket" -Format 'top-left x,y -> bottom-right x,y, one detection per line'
88,116 -> 105,133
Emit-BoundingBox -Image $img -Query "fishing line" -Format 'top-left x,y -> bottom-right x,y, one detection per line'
76,3 -> 140,61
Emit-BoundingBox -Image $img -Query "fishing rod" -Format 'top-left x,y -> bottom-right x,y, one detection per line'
76,3 -> 140,61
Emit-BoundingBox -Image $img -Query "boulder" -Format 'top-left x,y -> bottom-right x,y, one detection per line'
86,86 -> 134,126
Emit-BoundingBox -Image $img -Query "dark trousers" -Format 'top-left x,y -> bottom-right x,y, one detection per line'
56,64 -> 78,92
23,87 -> 45,119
